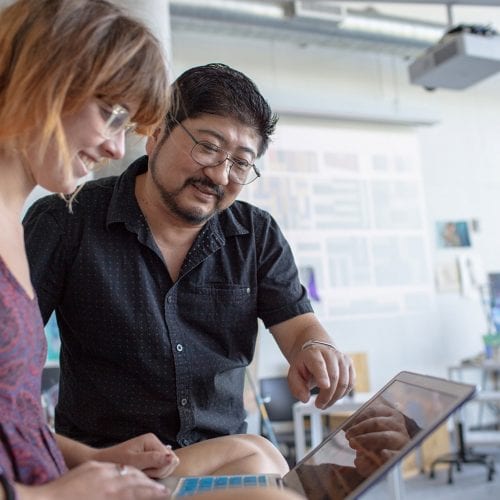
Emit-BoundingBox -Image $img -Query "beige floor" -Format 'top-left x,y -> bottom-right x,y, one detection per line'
364,446 -> 499,500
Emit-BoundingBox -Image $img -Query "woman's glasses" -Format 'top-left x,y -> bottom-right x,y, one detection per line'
98,101 -> 135,139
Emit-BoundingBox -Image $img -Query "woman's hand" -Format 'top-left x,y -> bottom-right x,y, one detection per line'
92,433 -> 180,479
16,461 -> 169,500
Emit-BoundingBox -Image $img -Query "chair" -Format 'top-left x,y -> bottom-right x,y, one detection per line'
41,364 -> 60,393
259,376 -> 301,466
428,365 -> 497,483
429,421 -> 495,483
41,364 -> 60,430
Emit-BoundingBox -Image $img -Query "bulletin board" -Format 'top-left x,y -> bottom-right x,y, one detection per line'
240,117 -> 434,323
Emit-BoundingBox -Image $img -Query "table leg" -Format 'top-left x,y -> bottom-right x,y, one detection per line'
293,406 -> 306,461
386,465 -> 404,500
310,412 -> 323,449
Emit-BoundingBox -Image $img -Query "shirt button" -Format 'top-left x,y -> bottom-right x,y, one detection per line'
181,398 -> 188,406
167,296 -> 173,303
176,343 -> 183,352
181,438 -> 191,447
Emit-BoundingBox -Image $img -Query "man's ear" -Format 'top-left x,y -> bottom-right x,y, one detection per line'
145,127 -> 162,155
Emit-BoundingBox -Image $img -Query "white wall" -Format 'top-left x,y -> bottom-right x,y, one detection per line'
170,28 -> 500,390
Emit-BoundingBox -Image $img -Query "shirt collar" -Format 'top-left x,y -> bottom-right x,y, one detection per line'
107,155 -> 148,230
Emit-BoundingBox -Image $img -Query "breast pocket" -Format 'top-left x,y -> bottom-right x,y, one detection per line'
177,284 -> 257,355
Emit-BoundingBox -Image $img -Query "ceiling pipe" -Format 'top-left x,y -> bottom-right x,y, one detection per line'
169,0 -> 446,53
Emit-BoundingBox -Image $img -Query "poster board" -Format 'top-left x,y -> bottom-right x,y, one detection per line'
240,118 -> 434,323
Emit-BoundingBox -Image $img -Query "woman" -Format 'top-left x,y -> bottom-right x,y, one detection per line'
0,1 -> 297,499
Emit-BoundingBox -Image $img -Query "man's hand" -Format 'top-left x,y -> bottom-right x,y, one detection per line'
288,344 -> 355,409
270,313 -> 355,409
92,433 -> 180,479
344,401 -> 414,477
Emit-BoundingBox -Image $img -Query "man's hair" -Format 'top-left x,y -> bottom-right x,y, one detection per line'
166,63 -> 278,157
0,0 -> 169,163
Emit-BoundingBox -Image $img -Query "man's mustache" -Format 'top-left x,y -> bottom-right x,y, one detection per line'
186,178 -> 224,200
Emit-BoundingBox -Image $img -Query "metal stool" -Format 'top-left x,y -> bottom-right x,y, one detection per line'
429,422 -> 495,483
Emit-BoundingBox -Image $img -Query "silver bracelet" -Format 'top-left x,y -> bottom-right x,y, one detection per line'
301,339 -> 338,352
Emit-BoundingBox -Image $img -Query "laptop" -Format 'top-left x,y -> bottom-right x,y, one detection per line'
160,371 -> 476,499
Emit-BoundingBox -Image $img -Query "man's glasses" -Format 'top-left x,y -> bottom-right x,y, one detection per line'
176,121 -> 261,185
98,100 -> 135,139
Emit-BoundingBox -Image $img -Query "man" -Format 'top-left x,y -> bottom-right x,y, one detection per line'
24,63 -> 355,450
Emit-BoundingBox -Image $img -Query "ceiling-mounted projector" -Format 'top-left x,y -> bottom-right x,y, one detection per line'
409,25 -> 500,90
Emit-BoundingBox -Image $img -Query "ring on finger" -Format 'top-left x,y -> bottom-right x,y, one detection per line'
116,464 -> 128,477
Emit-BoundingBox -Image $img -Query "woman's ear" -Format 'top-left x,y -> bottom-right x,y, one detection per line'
145,127 -> 162,155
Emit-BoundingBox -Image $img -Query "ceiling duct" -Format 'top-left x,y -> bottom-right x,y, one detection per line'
292,1 -> 345,23
169,0 -> 446,57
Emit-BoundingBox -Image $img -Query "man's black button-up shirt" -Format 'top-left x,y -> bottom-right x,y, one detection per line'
23,156 -> 312,448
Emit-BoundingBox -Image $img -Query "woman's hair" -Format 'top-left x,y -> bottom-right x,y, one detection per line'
0,0 -> 169,163
166,63 -> 278,157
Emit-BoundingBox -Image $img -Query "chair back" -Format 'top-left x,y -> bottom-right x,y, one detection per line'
259,376 -> 297,422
